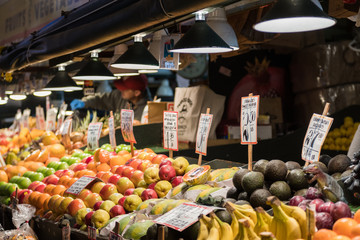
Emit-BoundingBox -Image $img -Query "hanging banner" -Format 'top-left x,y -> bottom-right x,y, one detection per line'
163,111 -> 178,151
120,109 -> 136,143
240,95 -> 260,144
195,113 -> 213,156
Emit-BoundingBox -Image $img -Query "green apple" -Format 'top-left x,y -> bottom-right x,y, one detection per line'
80,153 -> 91,160
44,168 -> 55,177
99,200 -> 115,213
172,157 -> 189,176
68,157 -> 81,166
0,183 -> 8,195
84,148 -> 95,155
154,180 -> 172,198
123,195 -> 142,212
115,144 -> 127,153
71,152 -> 83,158
22,171 -> 33,178
28,172 -> 44,182
9,176 -> 21,184
91,209 -> 110,229
17,177 -> 31,189
47,161 -> 60,170
60,156 -> 72,164
6,183 -> 18,196
57,162 -> 69,170
75,208 -> 92,225
1,197 -> 10,205
36,167 -> 48,174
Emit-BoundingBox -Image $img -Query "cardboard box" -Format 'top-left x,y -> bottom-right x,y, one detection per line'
148,102 -> 174,123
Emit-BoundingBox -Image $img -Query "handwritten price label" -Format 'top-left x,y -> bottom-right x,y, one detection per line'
88,226 -> 97,240
109,231 -> 123,240
22,109 -> 31,129
154,202 -> 213,231
87,122 -> 103,151
302,113 -> 333,163
36,106 -> 46,130
61,119 -> 72,136
46,108 -> 57,132
109,116 -> 116,148
65,176 -> 96,195
121,109 -> 136,143
195,114 -> 213,156
62,225 -> 70,240
240,95 -> 260,144
163,111 -> 178,151
57,103 -> 68,131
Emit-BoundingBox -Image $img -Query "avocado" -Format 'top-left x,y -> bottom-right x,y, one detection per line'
224,198 -> 236,203
312,161 -> 328,173
237,191 -> 249,201
319,154 -> 331,166
341,169 -> 353,179
215,209 -> 232,225
285,161 -> 301,170
226,186 -> 240,199
287,169 -> 309,190
294,189 -> 308,197
264,160 -> 287,182
253,159 -> 269,174
232,169 -> 250,191
250,189 -> 272,210
235,200 -> 250,205
328,154 -> 351,174
241,171 -> 264,194
269,181 -> 292,201
181,221 -> 199,240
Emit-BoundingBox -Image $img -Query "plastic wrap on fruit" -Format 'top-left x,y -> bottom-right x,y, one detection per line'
304,164 -> 344,202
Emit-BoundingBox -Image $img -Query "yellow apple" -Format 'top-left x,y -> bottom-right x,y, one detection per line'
75,208 -> 92,225
123,195 -> 142,212
185,164 -> 199,174
108,193 -> 124,204
143,167 -> 160,184
172,157 -> 189,176
99,200 -> 115,213
91,209 -> 110,229
154,180 -> 172,198
91,182 -> 106,194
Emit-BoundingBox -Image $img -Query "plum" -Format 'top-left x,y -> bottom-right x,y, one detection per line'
318,201 -> 335,214
289,196 -> 306,206
330,201 -> 352,221
316,212 -> 334,229
298,199 -> 312,211
305,187 -> 323,200
310,198 -> 324,212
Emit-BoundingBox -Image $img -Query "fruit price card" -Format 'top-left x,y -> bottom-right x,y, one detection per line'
87,122 -> 103,151
302,113 -> 333,162
108,115 -> 116,148
240,95 -> 260,144
88,226 -> 97,240
65,176 -> 96,195
22,109 -> 31,129
60,118 -> 72,136
195,114 -> 213,156
36,106 -> 46,130
163,111 -> 178,151
121,109 -> 136,143
109,231 -> 124,240
154,202 -> 213,231
46,107 -> 57,131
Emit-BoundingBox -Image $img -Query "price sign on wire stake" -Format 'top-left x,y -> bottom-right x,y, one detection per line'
163,111 -> 179,152
121,109 -> 136,143
61,118 -> 72,136
302,113 -> 333,163
46,107 -> 57,132
240,95 -> 260,144
88,226 -> 97,240
87,122 -> 103,151
154,202 -> 213,232
195,112 -> 213,156
22,109 -> 31,129
109,112 -> 116,149
62,224 -> 70,240
36,106 -> 46,130
65,176 -> 97,195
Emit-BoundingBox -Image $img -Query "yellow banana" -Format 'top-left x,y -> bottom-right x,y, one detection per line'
211,214 -> 222,237
234,209 -> 256,229
211,212 -> 233,240
246,220 -> 261,240
228,202 -> 257,224
225,203 -> 239,240
197,217 -> 209,240
279,202 -> 307,239
259,232 -> 277,240
201,214 -> 213,230
235,219 -> 248,240
267,197 -> 301,240
254,208 -> 269,235
259,208 -> 273,226
208,217 -> 221,240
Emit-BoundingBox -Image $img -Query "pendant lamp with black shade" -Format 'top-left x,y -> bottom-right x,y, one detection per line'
43,65 -> 82,91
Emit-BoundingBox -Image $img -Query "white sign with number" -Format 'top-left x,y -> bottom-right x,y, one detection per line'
46,108 -> 57,131
57,103 -> 68,131
36,106 -> 46,130
195,114 -> 213,156
240,95 -> 260,144
121,109 -> 136,143
22,109 -> 31,129
109,116 -> 116,148
61,118 -> 72,136
154,202 -> 213,231
88,226 -> 97,240
302,113 -> 333,163
163,111 -> 178,151
65,176 -> 96,195
87,122 -> 103,151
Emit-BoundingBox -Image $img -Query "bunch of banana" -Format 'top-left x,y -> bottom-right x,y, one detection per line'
259,232 -> 277,240
254,207 -> 270,235
235,219 -> 260,240
197,212 -> 233,240
266,197 -> 302,240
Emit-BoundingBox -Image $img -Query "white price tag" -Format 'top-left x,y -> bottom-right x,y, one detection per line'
62,225 -> 70,240
121,109 -> 136,143
22,109 -> 31,129
108,231 -> 123,240
109,116 -> 116,148
46,107 -> 58,132
195,114 -> 213,156
65,176 -> 96,195
88,226 -> 97,240
87,122 -> 103,151
57,103 -> 68,131
154,202 -> 213,231
302,113 -> 333,163
163,111 -> 178,151
36,107 -> 46,130
240,95 -> 260,144
61,119 -> 72,136
84,88 -> 95,96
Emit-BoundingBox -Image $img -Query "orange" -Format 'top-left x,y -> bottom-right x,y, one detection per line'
35,148 -> 49,163
51,185 -> 67,196
0,170 -> 8,182
97,163 -> 111,172
45,157 -> 60,166
331,236 -> 351,240
42,131 -> 59,146
352,237 -> 360,240
44,184 -> 56,194
333,218 -> 358,237
142,148 -> 154,153
28,191 -> 41,206
117,150 -> 129,156
109,155 -> 126,167
123,153 -> 132,161
76,169 -> 96,178
98,149 -> 110,163
58,175 -> 71,186
47,143 -> 66,158
351,224 -> 360,237
313,229 -> 337,240
96,171 -> 106,179
86,162 -> 97,172
36,193 -> 51,210
43,197 -> 50,211
354,210 -> 360,223
144,152 -> 157,161
101,172 -> 113,183
67,177 -> 78,187
47,195 -> 61,211
26,162 -> 45,172
24,150 -> 41,162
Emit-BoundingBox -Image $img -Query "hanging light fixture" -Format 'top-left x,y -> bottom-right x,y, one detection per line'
9,81 -> 27,101
170,11 -> 233,54
33,90 -> 51,97
0,97 -> 8,105
108,44 -> 141,76
138,69 -> 158,74
43,65 -> 83,91
207,8 -> 239,50
111,34 -> 159,70
253,0 -> 336,33
73,50 -> 116,80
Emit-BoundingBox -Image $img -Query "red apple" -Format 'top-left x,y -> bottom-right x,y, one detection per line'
45,175 -> 59,185
67,198 -> 86,216
110,151 -> 117,156
109,205 -> 126,218
171,176 -> 183,187
122,166 -> 135,179
34,184 -> 46,193
108,174 -> 121,185
159,159 -> 172,168
41,177 -> 49,184
129,159 -> 143,170
101,172 -> 113,183
78,189 -> 92,200
18,189 -> 32,204
115,165 -> 126,176
96,171 -> 106,179
73,163 -> 87,172
99,183 -> 118,200
147,183 -> 156,190
59,169 -> 75,178
54,170 -> 64,177
124,188 -> 135,196
137,160 -> 152,172
152,154 -> 167,165
141,189 -> 158,201
85,211 -> 95,226
82,156 -> 94,164
130,170 -> 144,187
118,197 -> 126,206
28,181 -> 43,190
125,158 -> 135,166
93,201 -> 104,210
159,165 -> 176,181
